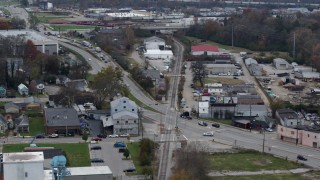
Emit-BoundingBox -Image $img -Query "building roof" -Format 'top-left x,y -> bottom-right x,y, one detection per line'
15,114 -> 29,126
277,108 -> 298,119
67,166 -> 112,175
144,49 -> 173,55
3,152 -> 44,163
112,111 -> 138,119
0,30 -> 57,45
143,69 -> 161,80
192,45 -> 219,52
18,83 -> 27,90
144,36 -> 165,43
273,58 -> 289,64
44,108 -> 80,127
111,97 -> 137,110
4,102 -> 19,110
237,104 -> 268,112
245,58 -> 258,65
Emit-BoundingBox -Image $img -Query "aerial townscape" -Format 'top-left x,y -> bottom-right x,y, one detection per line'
1,0 -> 320,180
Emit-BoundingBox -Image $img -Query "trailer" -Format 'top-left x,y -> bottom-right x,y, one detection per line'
311,88 -> 320,94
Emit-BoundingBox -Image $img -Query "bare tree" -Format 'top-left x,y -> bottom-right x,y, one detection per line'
192,62 -> 207,87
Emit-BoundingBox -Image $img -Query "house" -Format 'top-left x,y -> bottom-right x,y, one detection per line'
65,79 -> 88,92
4,102 -> 19,114
29,80 -> 45,94
0,115 -> 8,134
191,45 -> 219,56
110,97 -> 139,135
276,108 -> 304,127
15,114 -> 29,133
24,96 -> 42,110
44,108 -> 80,135
142,69 -> 162,85
56,75 -> 71,85
18,83 -> 29,96
273,58 -> 292,70
0,85 -> 6,98
143,36 -> 165,50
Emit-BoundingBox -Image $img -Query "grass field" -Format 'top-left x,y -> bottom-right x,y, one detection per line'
209,150 -> 299,171
127,142 -> 143,174
3,143 -> 90,167
211,174 -> 307,180
204,77 -> 244,85
50,24 -> 95,31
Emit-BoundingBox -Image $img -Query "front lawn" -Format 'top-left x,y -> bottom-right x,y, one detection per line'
3,143 -> 90,167
210,150 -> 299,171
127,142 -> 143,174
27,117 -> 45,136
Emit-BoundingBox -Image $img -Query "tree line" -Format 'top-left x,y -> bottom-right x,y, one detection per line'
185,9 -> 320,70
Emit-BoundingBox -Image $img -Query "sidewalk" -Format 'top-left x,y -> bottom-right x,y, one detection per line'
208,168 -> 311,177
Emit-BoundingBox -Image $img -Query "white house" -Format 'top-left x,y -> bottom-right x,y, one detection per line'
198,101 -> 209,118
143,36 -> 165,50
144,49 -> 173,61
18,83 -> 29,96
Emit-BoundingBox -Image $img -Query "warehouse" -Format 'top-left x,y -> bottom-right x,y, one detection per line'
205,64 -> 239,75
273,58 -> 292,70
0,30 -> 58,55
144,49 -> 173,61
143,36 -> 166,50
191,45 -> 219,56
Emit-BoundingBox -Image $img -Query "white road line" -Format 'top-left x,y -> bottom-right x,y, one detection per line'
183,135 -> 188,141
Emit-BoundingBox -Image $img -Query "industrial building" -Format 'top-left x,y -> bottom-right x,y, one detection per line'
0,30 -> 59,55
191,45 -> 219,56
144,36 -> 166,50
273,58 -> 292,70
205,64 -> 239,75
144,49 -> 173,61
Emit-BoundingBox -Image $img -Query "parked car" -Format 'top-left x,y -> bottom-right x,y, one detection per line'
48,134 -> 59,138
91,137 -> 102,141
198,121 -> 208,126
91,158 -> 104,163
97,134 -> 107,138
114,142 -> 126,148
35,134 -> 45,139
203,132 -> 214,137
265,128 -> 273,132
120,133 -> 130,137
90,146 -> 102,150
119,148 -> 126,153
297,155 -> 307,161
212,123 -> 220,128
123,168 -> 136,173
109,134 -> 119,138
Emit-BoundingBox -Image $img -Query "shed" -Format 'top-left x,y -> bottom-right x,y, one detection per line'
18,83 -> 28,96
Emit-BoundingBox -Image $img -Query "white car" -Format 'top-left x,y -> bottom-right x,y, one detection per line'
119,133 -> 130,137
88,58 -> 92,61
265,128 -> 273,132
203,132 -> 214,137
48,134 -> 59,138
108,134 -> 119,138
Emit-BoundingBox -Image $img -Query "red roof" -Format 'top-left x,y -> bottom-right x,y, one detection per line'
192,45 -> 219,52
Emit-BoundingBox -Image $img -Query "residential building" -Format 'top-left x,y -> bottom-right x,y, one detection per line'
0,114 -> 8,134
276,108 -> 304,127
273,58 -> 292,70
142,69 -> 162,85
0,30 -> 59,55
0,85 -> 6,97
18,83 -> 29,96
44,108 -> 80,135
15,114 -> 29,133
191,45 -> 219,56
56,75 -> 71,85
3,152 -> 44,180
4,102 -> 19,114
143,36 -> 165,50
110,97 -> 139,135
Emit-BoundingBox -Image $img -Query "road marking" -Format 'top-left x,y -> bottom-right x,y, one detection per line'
182,135 -> 188,141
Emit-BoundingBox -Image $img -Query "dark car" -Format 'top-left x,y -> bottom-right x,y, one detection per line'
90,146 -> 102,150
91,158 -> 104,163
114,142 -> 126,148
119,148 -> 126,153
35,134 -> 45,139
123,168 -> 136,173
297,155 -> 307,161
212,123 -> 220,128
97,134 -> 107,138
91,137 -> 102,141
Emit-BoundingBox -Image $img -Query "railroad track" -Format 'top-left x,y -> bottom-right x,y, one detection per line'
158,38 -> 184,180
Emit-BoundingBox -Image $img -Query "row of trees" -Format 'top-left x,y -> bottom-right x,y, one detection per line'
185,10 -> 320,70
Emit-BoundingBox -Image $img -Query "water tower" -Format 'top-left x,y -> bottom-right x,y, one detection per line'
51,156 -> 70,180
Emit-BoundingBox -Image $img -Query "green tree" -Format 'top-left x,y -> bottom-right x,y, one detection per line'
123,148 -> 130,159
82,133 -> 88,142
270,100 -> 284,118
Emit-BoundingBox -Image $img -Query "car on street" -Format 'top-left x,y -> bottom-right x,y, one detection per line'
90,146 -> 102,150
97,134 -> 107,138
91,137 -> 102,141
48,134 -> 59,138
91,158 -> 104,163
119,133 -> 130,137
198,121 -> 208,126
114,142 -> 126,148
212,123 -> 220,128
123,168 -> 136,173
203,132 -> 214,137
88,58 -> 92,61
109,134 -> 119,138
297,155 -> 307,161
35,134 -> 45,139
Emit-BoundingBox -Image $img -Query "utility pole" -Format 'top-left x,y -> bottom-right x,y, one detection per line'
293,32 -> 296,61
231,26 -> 234,48
262,130 -> 265,153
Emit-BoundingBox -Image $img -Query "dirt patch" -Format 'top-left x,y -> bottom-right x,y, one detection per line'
253,159 -> 272,166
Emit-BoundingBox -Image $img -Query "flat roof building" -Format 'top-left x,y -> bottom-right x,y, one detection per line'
0,30 -> 59,55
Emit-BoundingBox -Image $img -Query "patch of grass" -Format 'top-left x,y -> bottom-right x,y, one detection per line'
27,117 -> 45,136
204,77 -> 244,85
210,150 -> 299,171
127,142 -> 143,174
50,25 -> 95,31
36,16 -> 68,23
3,143 -> 90,167
128,92 -> 160,113
211,173 -> 307,180
86,74 -> 95,82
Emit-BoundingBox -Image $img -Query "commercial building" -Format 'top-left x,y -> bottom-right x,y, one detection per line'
205,64 -> 239,75
191,45 -> 219,56
3,152 -> 44,180
0,30 -> 59,55
144,49 -> 173,61
63,166 -> 113,180
276,108 -> 304,127
143,36 -> 166,50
